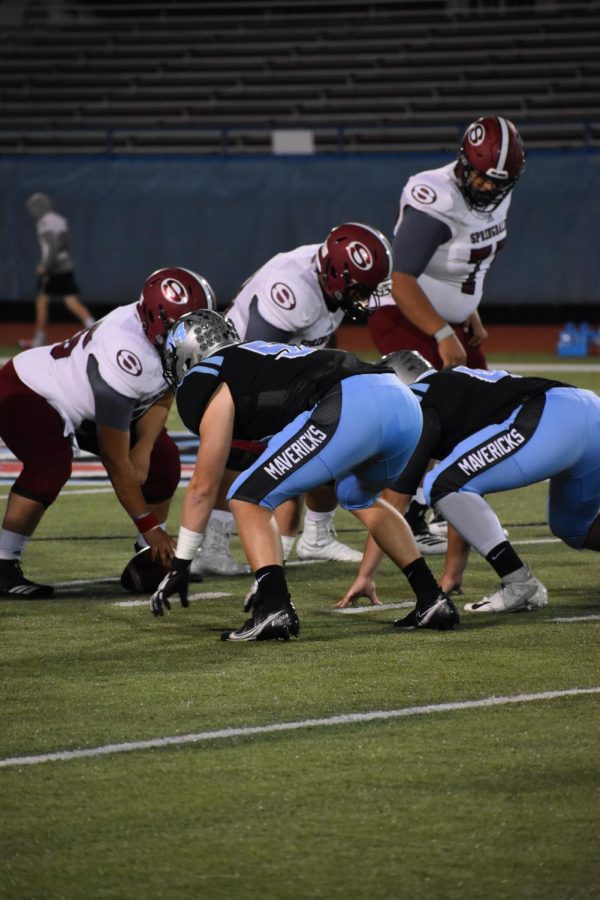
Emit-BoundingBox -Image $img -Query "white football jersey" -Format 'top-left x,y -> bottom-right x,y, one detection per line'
378,162 -> 511,322
36,210 -> 74,275
226,244 -> 344,347
13,302 -> 166,437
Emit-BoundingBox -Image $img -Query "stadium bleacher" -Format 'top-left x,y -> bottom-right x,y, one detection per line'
0,0 -> 599,155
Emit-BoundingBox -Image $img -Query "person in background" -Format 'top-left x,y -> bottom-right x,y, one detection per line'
21,192 -> 96,349
367,116 -> 526,551
0,267 -> 214,599
190,222 -> 393,580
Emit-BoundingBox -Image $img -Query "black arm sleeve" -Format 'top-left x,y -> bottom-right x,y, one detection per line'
87,354 -> 136,431
392,205 -> 452,277
244,295 -> 294,342
388,408 -> 442,496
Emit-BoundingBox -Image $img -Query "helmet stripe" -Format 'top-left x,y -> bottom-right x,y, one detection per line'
496,116 -> 510,172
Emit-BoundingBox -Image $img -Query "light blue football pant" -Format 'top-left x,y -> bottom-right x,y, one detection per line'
424,387 -> 600,548
228,373 -> 423,511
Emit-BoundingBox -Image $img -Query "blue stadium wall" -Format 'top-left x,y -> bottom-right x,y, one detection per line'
1,149 -> 599,311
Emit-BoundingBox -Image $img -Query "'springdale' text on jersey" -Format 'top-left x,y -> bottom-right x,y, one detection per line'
176,342 -> 390,439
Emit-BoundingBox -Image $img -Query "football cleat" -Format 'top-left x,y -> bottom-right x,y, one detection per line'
428,511 -> 448,538
404,500 -> 447,555
296,521 -> 363,562
222,601 -> 300,642
464,565 -> 548,614
0,560 -> 54,599
393,593 -> 459,631
190,516 -> 250,578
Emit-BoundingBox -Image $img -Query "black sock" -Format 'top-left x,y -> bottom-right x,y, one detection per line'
402,558 -> 440,607
254,565 -> 290,610
485,541 -> 523,578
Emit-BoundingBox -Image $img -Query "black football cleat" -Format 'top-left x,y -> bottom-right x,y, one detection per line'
393,593 -> 459,632
0,560 -> 54,599
222,601 -> 300,642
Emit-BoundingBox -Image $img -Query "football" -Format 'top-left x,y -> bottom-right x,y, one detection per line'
120,547 -> 171,594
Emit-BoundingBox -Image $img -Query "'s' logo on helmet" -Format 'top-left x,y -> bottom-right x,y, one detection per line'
468,123 -> 486,146
346,241 -> 373,271
161,278 -> 188,305
270,282 -> 296,309
117,349 -> 143,376
411,184 -> 437,205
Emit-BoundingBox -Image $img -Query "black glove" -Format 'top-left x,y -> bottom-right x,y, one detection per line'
150,556 -> 191,617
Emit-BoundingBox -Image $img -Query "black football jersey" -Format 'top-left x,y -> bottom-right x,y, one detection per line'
392,366 -> 571,495
176,341 -> 390,439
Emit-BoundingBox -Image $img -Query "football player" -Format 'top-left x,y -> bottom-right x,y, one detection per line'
367,115 -> 526,553
191,222 -> 393,579
149,310 -> 459,640
0,267 -> 215,599
21,192 -> 96,349
338,350 -> 600,618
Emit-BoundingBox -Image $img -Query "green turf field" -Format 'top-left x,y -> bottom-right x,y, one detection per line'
1,353 -> 599,900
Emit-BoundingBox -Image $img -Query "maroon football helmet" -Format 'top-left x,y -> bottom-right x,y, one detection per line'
316,222 -> 393,322
455,116 -> 525,212
137,267 -> 217,347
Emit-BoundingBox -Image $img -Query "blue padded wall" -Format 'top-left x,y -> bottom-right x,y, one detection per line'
1,149 -> 599,311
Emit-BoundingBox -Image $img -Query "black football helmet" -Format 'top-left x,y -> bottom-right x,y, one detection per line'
455,116 -> 525,212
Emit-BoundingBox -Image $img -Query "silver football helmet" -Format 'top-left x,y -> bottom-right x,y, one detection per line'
162,309 -> 240,389
380,350 -> 434,385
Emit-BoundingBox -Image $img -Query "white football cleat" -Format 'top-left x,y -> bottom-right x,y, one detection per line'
405,500 -> 447,555
296,520 -> 363,563
190,517 -> 250,578
464,565 -> 548,614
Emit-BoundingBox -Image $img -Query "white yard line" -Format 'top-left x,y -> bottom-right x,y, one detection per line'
332,601 -> 414,614
113,592 -> 232,607
1,687 -> 598,769
548,614 -> 600,623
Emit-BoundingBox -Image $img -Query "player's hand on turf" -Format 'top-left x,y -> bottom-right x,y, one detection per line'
150,557 -> 190,617
335,574 -> 381,608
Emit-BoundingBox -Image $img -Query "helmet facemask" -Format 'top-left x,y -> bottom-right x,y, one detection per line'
162,310 -> 240,390
456,115 -> 525,213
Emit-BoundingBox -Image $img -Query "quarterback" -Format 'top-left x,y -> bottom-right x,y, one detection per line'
369,114 -> 525,370
0,267 -> 215,599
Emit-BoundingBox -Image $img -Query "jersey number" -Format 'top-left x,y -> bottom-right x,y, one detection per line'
50,324 -> 98,359
244,341 -> 317,359
461,239 -> 505,296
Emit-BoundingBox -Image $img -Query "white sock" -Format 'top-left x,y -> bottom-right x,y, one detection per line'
32,329 -> 45,347
415,487 -> 426,505
304,508 -> 335,527
0,529 -> 29,561
280,534 -> 296,561
210,509 -> 234,525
